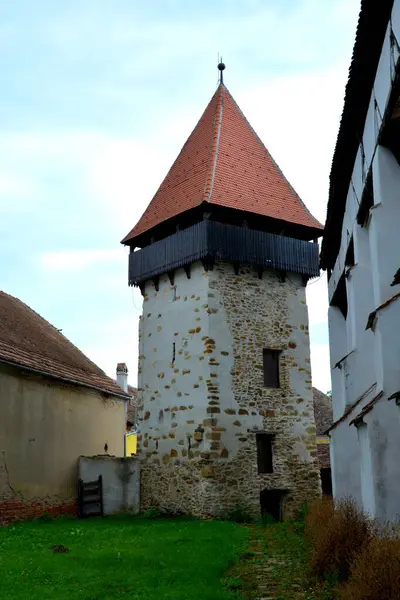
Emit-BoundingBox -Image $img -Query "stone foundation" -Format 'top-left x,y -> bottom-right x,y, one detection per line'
137,261 -> 321,519
141,448 -> 320,520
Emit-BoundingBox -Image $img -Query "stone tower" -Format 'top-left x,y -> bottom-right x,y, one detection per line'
122,68 -> 323,520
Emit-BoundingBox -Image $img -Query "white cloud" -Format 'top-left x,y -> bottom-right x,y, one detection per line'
310,343 -> 331,393
0,61 -> 348,238
3,64 -> 336,390
83,341 -> 139,386
38,0 -> 359,79
0,130 -> 171,234
76,298 -> 142,387
1,0 -> 360,394
239,65 -> 349,225
0,174 -> 34,205
38,248 -> 127,271
306,273 -> 329,329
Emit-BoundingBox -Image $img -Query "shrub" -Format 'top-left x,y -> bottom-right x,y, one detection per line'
339,537 -> 400,600
306,497 -> 374,583
305,496 -> 335,545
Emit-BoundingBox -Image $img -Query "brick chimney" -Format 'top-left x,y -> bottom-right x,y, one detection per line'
116,363 -> 128,393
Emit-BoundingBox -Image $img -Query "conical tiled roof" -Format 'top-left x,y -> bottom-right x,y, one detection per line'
122,83 -> 322,244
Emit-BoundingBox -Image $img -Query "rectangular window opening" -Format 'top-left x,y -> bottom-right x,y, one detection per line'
256,433 -> 274,474
345,237 -> 355,268
263,349 -> 281,388
172,342 -> 176,364
357,169 -> 373,226
331,274 -> 348,320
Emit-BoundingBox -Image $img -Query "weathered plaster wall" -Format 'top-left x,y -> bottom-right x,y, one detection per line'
329,200 -> 400,519
329,172 -> 400,520
79,456 -> 140,515
327,6 -> 400,304
327,2 -> 400,521
137,260 -> 320,519
330,380 -> 400,521
0,364 -> 126,522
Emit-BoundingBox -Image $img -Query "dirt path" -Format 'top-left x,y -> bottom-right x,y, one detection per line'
230,523 -> 333,600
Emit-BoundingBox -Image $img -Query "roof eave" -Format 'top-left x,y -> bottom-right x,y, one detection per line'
321,0 -> 394,271
122,206 -> 323,247
0,358 -> 130,401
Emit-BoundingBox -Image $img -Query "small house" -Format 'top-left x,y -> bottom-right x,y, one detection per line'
0,291 -> 130,523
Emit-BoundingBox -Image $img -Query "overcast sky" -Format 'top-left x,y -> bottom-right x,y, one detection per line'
0,0 -> 361,392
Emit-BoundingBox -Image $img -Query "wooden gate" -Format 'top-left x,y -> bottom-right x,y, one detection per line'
78,475 -> 104,518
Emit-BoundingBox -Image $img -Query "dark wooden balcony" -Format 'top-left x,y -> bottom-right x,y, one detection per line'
128,221 -> 319,286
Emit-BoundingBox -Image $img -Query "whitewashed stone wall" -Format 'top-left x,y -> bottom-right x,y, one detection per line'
326,3 -> 400,521
137,260 -> 321,519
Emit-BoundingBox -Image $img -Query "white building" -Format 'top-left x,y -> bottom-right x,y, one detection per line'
321,0 -> 400,521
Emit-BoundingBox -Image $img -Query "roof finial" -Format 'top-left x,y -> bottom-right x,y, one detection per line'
217,59 -> 226,84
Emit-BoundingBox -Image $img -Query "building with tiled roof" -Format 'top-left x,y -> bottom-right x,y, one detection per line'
0,292 -> 131,398
123,66 -> 323,521
0,291 -> 129,523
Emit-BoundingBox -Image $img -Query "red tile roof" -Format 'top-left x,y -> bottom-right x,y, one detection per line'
126,386 -> 138,426
0,291 -> 130,399
122,84 -> 322,244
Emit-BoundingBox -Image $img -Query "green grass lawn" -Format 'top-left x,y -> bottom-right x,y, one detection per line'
0,516 -> 249,600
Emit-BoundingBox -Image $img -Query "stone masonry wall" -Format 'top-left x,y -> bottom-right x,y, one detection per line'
137,261 -> 321,519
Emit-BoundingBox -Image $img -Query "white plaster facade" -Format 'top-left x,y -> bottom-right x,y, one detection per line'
326,3 -> 400,522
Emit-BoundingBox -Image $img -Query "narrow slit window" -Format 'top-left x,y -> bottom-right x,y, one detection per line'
172,342 -> 176,364
357,169 -> 373,226
256,433 -> 274,473
345,237 -> 355,267
331,274 -> 348,320
263,349 -> 280,388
